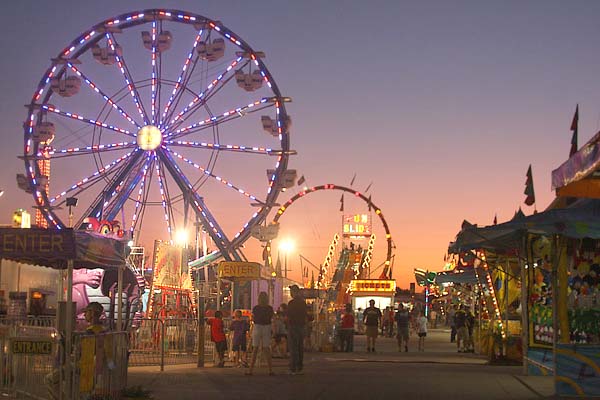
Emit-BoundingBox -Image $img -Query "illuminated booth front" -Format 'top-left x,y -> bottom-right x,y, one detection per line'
451,201 -> 600,398
349,279 -> 396,311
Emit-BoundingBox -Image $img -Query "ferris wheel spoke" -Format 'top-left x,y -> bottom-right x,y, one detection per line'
165,140 -> 276,155
150,20 -> 159,125
74,150 -> 144,227
153,152 -> 175,240
159,26 -> 204,127
164,146 -> 265,205
156,148 -> 236,258
39,104 -> 135,138
129,155 -> 154,235
67,63 -> 141,129
48,141 -> 137,159
106,33 -> 149,125
103,155 -> 150,222
165,56 -> 245,131
167,98 -> 270,140
48,149 -> 139,205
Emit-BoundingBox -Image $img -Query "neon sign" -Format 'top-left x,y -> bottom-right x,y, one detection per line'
343,214 -> 371,238
349,279 -> 396,293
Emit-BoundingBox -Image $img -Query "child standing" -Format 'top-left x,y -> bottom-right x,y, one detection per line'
209,310 -> 227,367
230,310 -> 249,367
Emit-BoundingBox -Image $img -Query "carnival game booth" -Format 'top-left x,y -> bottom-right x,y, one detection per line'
451,200 -> 600,397
0,227 -> 129,399
445,253 -> 522,362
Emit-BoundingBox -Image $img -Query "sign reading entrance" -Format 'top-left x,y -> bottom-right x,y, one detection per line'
11,339 -> 53,354
218,262 -> 261,279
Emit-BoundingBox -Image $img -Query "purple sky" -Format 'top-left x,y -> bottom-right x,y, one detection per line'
2,1 -> 600,287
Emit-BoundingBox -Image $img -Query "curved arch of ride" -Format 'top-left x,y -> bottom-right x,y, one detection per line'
269,184 -> 394,277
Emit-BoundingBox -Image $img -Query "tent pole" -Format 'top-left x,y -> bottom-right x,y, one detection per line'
117,264 -> 123,331
519,241 -> 529,375
65,258 -> 74,400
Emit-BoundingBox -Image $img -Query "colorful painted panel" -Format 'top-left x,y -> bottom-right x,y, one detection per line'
555,344 -> 600,397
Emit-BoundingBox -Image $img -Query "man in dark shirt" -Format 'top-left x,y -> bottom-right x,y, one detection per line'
362,299 -> 382,352
455,305 -> 468,352
287,285 -> 307,374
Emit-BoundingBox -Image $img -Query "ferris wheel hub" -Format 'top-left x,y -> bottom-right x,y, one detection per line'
137,125 -> 162,151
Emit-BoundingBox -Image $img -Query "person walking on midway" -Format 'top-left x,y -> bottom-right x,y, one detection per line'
395,303 -> 410,352
287,285 -> 308,375
362,299 -> 382,352
416,311 -> 428,352
455,305 -> 468,353
340,303 -> 355,352
247,291 -> 274,376
209,310 -> 227,367
231,309 -> 250,367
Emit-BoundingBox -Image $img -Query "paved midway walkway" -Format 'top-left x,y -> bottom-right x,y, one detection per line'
128,328 -> 555,400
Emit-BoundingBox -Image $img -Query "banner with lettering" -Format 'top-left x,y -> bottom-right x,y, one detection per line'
0,228 -> 126,270
218,261 -> 261,280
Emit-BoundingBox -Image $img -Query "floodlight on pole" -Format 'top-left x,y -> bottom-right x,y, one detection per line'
175,228 -> 190,248
66,197 -> 78,228
279,239 -> 295,278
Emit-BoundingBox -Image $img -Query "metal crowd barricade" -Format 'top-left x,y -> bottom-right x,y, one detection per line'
0,324 -> 61,399
72,331 -> 129,400
128,318 -> 214,370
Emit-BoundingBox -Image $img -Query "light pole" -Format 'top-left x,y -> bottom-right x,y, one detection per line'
279,239 -> 294,279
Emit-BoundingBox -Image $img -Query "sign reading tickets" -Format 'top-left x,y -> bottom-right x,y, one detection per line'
218,262 -> 261,279
11,339 -> 53,354
349,279 -> 396,293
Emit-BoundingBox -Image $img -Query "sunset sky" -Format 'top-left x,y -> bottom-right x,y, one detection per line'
2,1 -> 600,288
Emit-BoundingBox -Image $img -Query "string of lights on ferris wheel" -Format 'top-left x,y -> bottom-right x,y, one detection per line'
21,9 -> 292,264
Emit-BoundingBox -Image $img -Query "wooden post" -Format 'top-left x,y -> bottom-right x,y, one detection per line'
519,239 -> 529,375
117,263 -> 123,331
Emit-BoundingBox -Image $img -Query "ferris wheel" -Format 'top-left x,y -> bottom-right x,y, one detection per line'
21,9 -> 294,261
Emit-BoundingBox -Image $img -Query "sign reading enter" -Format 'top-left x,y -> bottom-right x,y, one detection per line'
218,262 -> 261,279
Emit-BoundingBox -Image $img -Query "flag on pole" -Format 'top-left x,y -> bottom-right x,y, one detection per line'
570,104 -> 579,157
493,214 -> 497,225
350,173 -> 356,186
524,164 -> 536,206
367,194 -> 372,212
297,175 -> 306,186
340,194 -> 344,212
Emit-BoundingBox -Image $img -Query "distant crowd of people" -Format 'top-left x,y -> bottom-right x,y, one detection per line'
206,296 -> 477,375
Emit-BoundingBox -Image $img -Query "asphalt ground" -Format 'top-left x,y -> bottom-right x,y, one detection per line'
128,328 -> 555,400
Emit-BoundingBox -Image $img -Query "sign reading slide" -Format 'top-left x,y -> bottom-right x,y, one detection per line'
343,214 -> 372,238
218,262 -> 261,279
11,339 -> 53,354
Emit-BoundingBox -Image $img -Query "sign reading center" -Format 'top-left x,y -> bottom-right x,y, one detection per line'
218,262 -> 261,279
